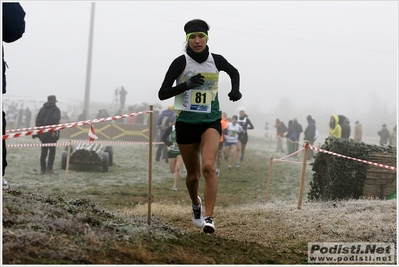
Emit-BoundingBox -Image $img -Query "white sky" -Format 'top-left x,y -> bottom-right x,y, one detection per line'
2,1 -> 398,131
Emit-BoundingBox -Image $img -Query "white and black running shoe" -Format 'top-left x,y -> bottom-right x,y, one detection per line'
203,216 -> 215,234
191,196 -> 204,227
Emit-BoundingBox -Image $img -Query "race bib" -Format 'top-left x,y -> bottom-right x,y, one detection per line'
174,72 -> 218,113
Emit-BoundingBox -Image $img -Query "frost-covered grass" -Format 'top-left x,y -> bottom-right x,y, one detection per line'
2,134 -> 396,264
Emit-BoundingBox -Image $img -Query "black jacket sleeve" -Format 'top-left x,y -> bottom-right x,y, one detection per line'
2,3 -> 26,43
158,55 -> 189,100
247,118 -> 254,130
158,53 -> 240,100
213,53 -> 240,92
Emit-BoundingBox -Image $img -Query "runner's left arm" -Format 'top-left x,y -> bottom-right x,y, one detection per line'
247,118 -> 254,130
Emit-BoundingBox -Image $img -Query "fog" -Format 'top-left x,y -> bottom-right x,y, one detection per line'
2,1 -> 397,138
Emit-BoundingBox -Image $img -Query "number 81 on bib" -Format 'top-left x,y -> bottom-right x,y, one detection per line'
190,90 -> 212,105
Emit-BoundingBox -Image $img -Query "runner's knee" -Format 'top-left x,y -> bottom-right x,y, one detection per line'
202,162 -> 215,176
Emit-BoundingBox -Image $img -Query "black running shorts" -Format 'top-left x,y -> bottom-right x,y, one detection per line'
167,152 -> 180,159
175,119 -> 222,144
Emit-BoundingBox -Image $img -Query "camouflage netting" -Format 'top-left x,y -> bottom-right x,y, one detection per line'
308,137 -> 397,201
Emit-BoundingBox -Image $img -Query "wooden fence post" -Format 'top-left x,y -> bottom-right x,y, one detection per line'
147,105 -> 153,225
65,140 -> 72,181
265,157 -> 274,202
297,141 -> 310,209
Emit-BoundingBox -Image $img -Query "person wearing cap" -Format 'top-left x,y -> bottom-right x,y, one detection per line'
158,19 -> 241,234
35,95 -> 61,175
236,107 -> 254,165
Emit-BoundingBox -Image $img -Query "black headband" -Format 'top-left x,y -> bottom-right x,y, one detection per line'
185,26 -> 208,35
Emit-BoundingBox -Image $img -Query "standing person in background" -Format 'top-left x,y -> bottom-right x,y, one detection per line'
304,115 -> 316,161
35,95 -> 61,175
223,115 -> 243,170
329,115 -> 342,138
158,19 -> 241,234
285,120 -> 296,155
25,107 -> 32,127
293,118 -> 303,152
2,2 -> 26,189
341,117 -> 351,139
354,121 -> 363,142
162,118 -> 184,191
156,105 -> 176,163
215,112 -> 228,177
119,86 -> 128,110
275,119 -> 286,153
378,124 -> 391,145
236,107 -> 254,164
390,125 -> 396,147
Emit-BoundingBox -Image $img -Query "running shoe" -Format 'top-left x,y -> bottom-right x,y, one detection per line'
203,216 -> 215,234
216,168 -> 220,177
236,163 -> 240,168
172,186 -> 177,191
191,196 -> 204,227
228,165 -> 232,170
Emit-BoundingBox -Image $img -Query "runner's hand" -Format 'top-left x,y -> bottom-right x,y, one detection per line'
228,90 -> 242,102
186,73 -> 205,89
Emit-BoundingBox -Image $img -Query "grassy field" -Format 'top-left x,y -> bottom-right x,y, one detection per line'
2,133 -> 397,264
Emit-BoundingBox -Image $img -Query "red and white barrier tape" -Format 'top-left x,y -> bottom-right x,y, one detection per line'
309,144 -> 397,171
3,110 -> 152,140
271,143 -> 396,170
6,140 -> 164,148
272,147 -> 305,162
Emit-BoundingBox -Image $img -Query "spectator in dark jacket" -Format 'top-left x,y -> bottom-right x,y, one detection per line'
304,115 -> 316,160
341,117 -> 351,139
36,95 -> 61,175
378,124 -> 391,145
2,2 -> 26,189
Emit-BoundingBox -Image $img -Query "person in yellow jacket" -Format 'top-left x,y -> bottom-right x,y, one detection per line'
329,115 -> 342,138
